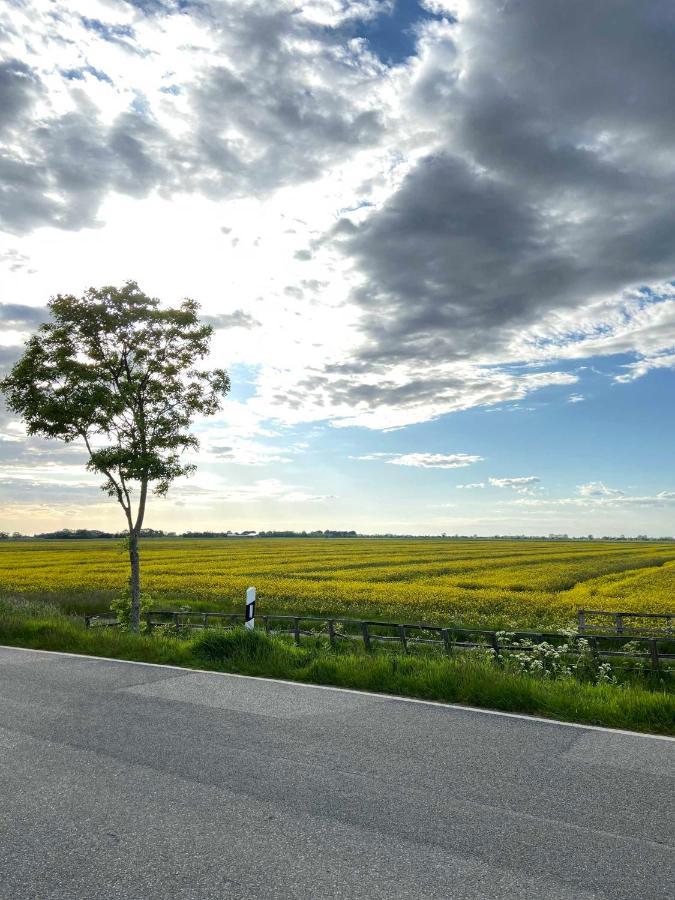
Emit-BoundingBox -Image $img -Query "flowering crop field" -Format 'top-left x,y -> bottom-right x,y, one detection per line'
1,538 -> 674,629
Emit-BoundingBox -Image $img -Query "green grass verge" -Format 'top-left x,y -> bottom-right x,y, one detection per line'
1,602 -> 673,736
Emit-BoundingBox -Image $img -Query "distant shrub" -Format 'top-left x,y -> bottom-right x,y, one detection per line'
110,588 -> 154,631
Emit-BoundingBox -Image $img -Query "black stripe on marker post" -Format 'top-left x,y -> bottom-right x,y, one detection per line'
245,586 -> 256,630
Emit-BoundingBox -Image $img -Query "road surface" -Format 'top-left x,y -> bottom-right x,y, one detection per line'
0,646 -> 673,899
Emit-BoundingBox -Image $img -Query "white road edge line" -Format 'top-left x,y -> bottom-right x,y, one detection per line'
1,643 -> 673,742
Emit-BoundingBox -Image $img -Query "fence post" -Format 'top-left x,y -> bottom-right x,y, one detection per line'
490,632 -> 501,664
361,621 -> 371,652
327,619 -> 336,648
615,613 -> 623,635
202,613 -> 208,629
441,628 -> 452,655
649,639 -> 660,671
84,615 -> 91,629
263,615 -> 270,635
293,618 -> 301,645
245,587 -> 256,631
145,612 -> 153,634
398,624 -> 408,653
588,635 -> 599,657
577,610 -> 586,634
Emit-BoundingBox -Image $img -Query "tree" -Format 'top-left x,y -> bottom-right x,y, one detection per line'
1,282 -> 230,631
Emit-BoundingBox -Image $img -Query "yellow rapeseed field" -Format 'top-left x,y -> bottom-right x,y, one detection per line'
1,537 -> 674,629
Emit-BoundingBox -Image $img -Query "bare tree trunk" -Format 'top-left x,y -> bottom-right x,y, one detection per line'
127,478 -> 148,633
128,529 -> 141,633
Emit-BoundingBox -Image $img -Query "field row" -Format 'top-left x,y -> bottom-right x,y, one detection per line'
1,538 -> 674,629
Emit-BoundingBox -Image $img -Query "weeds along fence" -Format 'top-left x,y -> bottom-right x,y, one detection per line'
84,609 -> 675,675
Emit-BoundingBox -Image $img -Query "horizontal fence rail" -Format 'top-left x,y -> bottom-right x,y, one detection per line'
84,609 -> 675,674
577,609 -> 673,636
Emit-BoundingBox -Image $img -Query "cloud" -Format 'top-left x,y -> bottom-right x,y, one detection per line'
0,2 -> 387,234
388,452 -> 482,468
353,451 -> 483,468
513,489 -> 675,510
614,352 -> 675,383
277,364 -> 577,429
216,478 -> 334,503
577,482 -> 625,499
456,482 -> 485,489
0,461 -> 98,488
2,0 -> 675,436
508,481 -> 675,511
208,440 -> 292,465
0,302 -> 46,329
0,249 -> 36,274
489,476 -> 540,492
311,0 -> 675,421
202,310 -> 261,330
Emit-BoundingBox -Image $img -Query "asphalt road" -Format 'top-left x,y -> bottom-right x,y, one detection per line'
0,647 -> 673,900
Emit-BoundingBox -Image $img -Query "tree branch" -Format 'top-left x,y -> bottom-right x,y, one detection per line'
134,478 -> 148,533
81,431 -> 131,519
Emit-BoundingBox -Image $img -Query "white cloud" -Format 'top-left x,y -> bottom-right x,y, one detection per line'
0,462 -> 98,488
614,352 -> 675,384
353,452 -> 483,468
513,491 -> 675,510
389,453 -> 483,468
509,482 -> 675,511
206,440 -> 293,466
216,479 -> 334,504
489,476 -> 540,491
577,482 -> 625,499
273,365 -> 578,430
456,482 -> 486,489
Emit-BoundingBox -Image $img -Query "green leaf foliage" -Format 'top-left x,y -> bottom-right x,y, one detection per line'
0,281 -> 230,508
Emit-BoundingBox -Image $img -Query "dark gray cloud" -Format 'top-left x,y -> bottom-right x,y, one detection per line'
274,364 -> 573,423
162,2 -> 384,198
0,77 -> 172,233
0,302 -> 46,328
0,59 -> 39,133
0,345 -> 23,374
332,0 -> 675,373
202,309 -> 260,329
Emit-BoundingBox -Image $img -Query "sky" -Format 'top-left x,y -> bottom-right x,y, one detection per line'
1,0 -> 675,537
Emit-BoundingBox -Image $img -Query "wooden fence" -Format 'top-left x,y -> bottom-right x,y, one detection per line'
85,609 -> 675,673
577,609 -> 673,636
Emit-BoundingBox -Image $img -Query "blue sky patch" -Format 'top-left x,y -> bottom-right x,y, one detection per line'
354,0 -> 443,65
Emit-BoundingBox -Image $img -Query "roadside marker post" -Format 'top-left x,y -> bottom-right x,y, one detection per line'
245,587 -> 256,630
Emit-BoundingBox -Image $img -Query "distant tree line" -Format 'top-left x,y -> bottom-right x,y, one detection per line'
1,530 -> 673,541
257,530 -> 358,538
0,528 -> 176,540
0,528 -> 358,540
